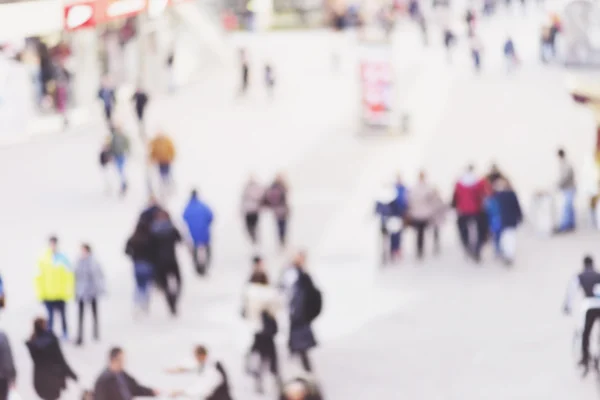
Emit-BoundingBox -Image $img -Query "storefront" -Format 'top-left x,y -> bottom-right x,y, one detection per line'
0,0 -> 65,136
63,0 -> 185,103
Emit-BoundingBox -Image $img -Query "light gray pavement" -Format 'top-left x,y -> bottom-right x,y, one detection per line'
1,8 -> 599,400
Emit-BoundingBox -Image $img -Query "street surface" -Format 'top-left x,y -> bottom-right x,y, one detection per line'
2,5 -> 600,399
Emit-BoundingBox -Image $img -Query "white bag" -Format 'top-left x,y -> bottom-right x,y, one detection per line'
500,228 -> 517,261
8,388 -> 22,400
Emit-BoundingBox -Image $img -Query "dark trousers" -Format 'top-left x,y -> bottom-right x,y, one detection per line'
251,334 -> 280,381
582,308 -> 600,362
297,350 -> 312,372
457,213 -> 485,260
276,218 -> 287,247
245,212 -> 259,243
0,378 -> 8,400
412,219 -> 428,258
192,244 -> 211,275
77,299 -> 98,343
44,300 -> 67,337
156,267 -> 182,315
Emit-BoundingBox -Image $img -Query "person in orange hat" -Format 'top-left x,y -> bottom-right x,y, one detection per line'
149,132 -> 176,189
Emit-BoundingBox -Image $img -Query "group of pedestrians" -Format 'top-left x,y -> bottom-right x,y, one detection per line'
241,174 -> 290,250
242,251 -> 322,398
377,164 -> 524,265
35,236 -> 106,346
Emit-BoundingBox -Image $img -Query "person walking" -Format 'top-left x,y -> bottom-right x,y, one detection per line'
264,63 -> 275,97
284,252 -> 319,373
408,171 -> 440,259
503,36 -> 519,72
149,132 -> 176,192
264,174 -> 290,250
183,189 -> 214,276
0,330 -> 16,399
167,345 -> 233,400
98,76 -> 116,126
26,318 -> 77,400
489,178 -> 523,264
131,87 -> 149,134
452,166 -> 487,262
35,236 -> 73,339
470,33 -> 483,72
280,378 -> 323,400
74,243 -> 106,346
150,209 -> 183,316
94,347 -> 158,400
241,175 -> 264,245
556,148 -> 576,233
109,124 -> 131,196
125,221 -> 156,314
239,48 -> 250,96
242,265 -> 282,393
391,176 -> 409,261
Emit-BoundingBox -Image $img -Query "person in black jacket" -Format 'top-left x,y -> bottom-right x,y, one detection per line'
0,329 -> 16,400
94,347 -> 158,400
150,209 -> 182,316
26,317 -> 77,400
125,220 -> 156,314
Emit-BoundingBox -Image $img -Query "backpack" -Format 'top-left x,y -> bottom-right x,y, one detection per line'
261,310 -> 278,337
303,278 -> 322,323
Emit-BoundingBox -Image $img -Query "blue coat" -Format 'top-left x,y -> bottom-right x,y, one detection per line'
493,190 -> 523,229
183,199 -> 214,245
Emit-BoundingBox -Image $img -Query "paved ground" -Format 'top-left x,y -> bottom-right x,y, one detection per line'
2,5 -> 600,399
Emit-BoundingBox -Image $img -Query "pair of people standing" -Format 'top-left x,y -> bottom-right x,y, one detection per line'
126,204 -> 183,316
242,174 -> 290,250
35,236 -> 106,344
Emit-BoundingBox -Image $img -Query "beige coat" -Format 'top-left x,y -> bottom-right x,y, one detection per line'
408,182 -> 441,221
243,283 -> 280,334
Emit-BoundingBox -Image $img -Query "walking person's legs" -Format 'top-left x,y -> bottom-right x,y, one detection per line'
413,220 -> 427,258
245,212 -> 259,244
432,224 -> 440,254
457,215 -> 470,253
276,218 -> 287,248
57,300 -> 68,338
91,298 -> 99,340
298,350 -> 312,372
44,301 -> 55,333
76,300 -> 85,345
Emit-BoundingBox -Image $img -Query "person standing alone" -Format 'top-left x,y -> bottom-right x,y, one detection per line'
183,189 -> 214,275
35,236 -> 73,339
74,243 -> 106,346
556,148 -> 576,233
264,174 -> 290,251
241,175 -> 264,246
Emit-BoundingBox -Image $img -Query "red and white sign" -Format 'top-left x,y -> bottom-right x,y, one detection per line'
64,0 -> 146,31
360,52 -> 393,127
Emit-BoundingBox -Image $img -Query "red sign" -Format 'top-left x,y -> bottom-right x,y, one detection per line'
64,0 -> 146,31
360,60 -> 393,123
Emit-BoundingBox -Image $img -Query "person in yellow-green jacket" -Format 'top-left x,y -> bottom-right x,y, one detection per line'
35,236 -> 74,340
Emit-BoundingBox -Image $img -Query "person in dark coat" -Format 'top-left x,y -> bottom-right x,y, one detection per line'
0,329 -> 16,399
491,178 -> 523,263
26,317 -> 77,400
125,220 -> 156,314
94,347 -> 158,400
150,209 -> 182,316
286,252 -> 317,373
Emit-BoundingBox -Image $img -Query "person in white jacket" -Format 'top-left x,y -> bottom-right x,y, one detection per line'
242,260 -> 282,393
167,345 -> 232,400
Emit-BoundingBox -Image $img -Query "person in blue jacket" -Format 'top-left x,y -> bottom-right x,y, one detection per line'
183,189 -> 214,275
490,178 -> 523,262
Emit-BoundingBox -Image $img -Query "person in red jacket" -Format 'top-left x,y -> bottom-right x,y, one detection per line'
452,165 -> 487,262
